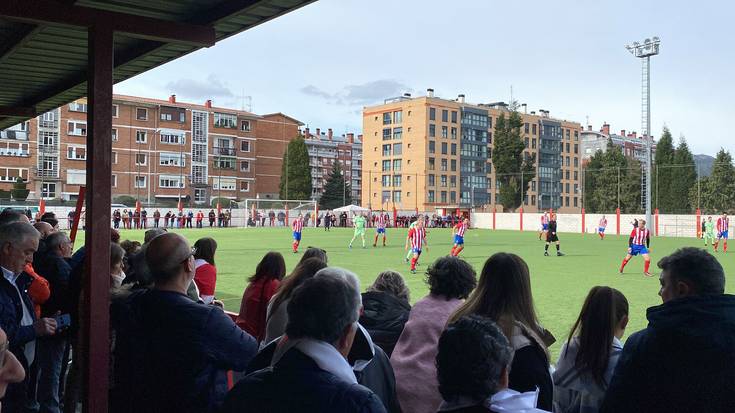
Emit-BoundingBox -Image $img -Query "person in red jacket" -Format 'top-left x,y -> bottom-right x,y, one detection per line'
195,210 -> 204,229
235,251 -> 286,342
192,237 -> 218,304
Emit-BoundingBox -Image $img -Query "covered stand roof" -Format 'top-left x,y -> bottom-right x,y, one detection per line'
0,0 -> 315,129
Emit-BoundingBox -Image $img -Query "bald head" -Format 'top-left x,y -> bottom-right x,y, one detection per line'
33,222 -> 54,238
145,233 -> 193,284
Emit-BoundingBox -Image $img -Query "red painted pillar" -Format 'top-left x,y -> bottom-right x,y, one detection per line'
581,208 -> 586,234
696,208 -> 701,238
655,208 -> 659,236
70,186 -> 86,245
519,207 -> 524,231
492,208 -> 496,230
616,207 -> 621,235
39,198 -> 46,215
393,206 -> 397,226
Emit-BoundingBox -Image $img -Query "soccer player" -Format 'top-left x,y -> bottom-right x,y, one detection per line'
373,210 -> 388,247
291,213 -> 304,253
406,219 -> 428,274
703,216 -> 716,249
715,212 -> 729,253
450,218 -> 469,256
539,212 -> 550,240
544,213 -> 564,256
598,215 -> 608,240
619,219 -> 652,276
349,213 -> 367,249
405,215 -> 423,262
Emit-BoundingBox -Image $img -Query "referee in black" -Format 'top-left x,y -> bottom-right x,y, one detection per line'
544,213 -> 564,256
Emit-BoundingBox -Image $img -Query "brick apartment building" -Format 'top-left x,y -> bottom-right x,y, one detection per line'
362,90 -> 584,213
0,94 -> 302,206
303,127 -> 362,205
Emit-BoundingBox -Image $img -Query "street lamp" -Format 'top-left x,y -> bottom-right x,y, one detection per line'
626,36 -> 660,227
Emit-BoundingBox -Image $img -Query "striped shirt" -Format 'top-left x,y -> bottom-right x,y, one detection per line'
542,215 -> 549,225
454,222 -> 467,237
599,218 -> 607,228
630,228 -> 650,246
717,217 -> 729,233
408,227 -> 426,249
376,214 -> 387,229
292,218 -> 303,233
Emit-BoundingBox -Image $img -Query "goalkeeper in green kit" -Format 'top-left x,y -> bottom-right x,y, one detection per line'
704,216 -> 716,249
349,213 -> 367,249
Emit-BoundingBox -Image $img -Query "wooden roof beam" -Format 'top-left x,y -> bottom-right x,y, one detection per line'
0,106 -> 36,117
0,0 -> 216,47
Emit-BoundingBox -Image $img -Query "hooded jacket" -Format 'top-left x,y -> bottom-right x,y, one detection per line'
359,291 -> 411,357
601,294 -> 735,413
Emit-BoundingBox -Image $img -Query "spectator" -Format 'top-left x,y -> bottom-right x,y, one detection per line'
0,327 -> 27,408
391,256 -> 477,413
208,209 -> 216,227
359,271 -> 411,357
35,231 -> 74,413
235,252 -> 286,342
192,238 -> 217,304
448,252 -> 554,411
222,268 -> 386,413
299,246 -> 328,265
437,315 -> 550,413
263,257 -> 327,344
41,217 -> 59,232
601,247 -> 735,413
110,243 -> 126,289
553,287 -> 628,413
110,233 -> 257,413
0,222 -> 57,411
152,209 -> 160,228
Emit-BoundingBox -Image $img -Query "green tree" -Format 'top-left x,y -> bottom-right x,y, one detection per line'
278,136 -> 312,200
583,139 -> 642,213
491,105 -> 535,211
653,126 -> 675,212
670,136 -> 697,213
319,160 -> 351,209
698,149 -> 735,214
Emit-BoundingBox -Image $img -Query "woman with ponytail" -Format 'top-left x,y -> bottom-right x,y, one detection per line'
553,286 -> 629,413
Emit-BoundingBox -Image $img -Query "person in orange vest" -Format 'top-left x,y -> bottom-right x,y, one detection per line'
196,210 -> 204,228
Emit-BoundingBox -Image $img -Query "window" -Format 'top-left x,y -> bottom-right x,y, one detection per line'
451,143 -> 457,155
525,137 -> 529,148
393,175 -> 402,187
135,153 -> 147,166
136,108 -> 148,121
428,190 -> 435,203
159,175 -> 184,189
566,183 -> 570,193
442,110 -> 448,122
429,158 -> 435,170
393,143 -> 402,155
214,113 -> 237,128
212,177 -> 236,190
240,181 -> 250,192
574,157 -> 579,167
566,129 -> 571,139
451,111 -> 457,123
428,174 -> 435,186
429,107 -> 436,121
574,171 -> 578,180
566,170 -> 570,180
111,128 -> 118,141
111,175 -> 117,187
382,175 -> 390,186
214,157 -> 236,169
566,156 -> 570,167
159,152 -> 184,167
524,123 -> 529,134
382,190 -> 391,203
66,146 -> 86,160
67,121 -> 87,136
241,120 -> 251,131
240,161 -> 250,172
393,111 -> 402,124
531,180 -> 536,191
532,124 -> 537,135
240,140 -> 251,152
160,113 -> 173,121
136,130 -> 147,143
450,127 -> 457,139
393,191 -> 401,203
451,159 -> 457,171
450,176 -> 457,187
429,124 -> 436,137
574,197 -> 578,207
160,132 -> 183,145
382,144 -> 391,156
429,141 -> 435,154
565,196 -> 570,207
574,144 -> 579,154
531,195 -> 536,205
383,128 -> 391,140
135,176 -> 146,188
41,183 -> 56,198
450,191 -> 457,203
440,125 -> 447,138
112,105 -> 119,118
441,191 -> 447,203
69,102 -> 87,112
532,138 -> 537,149
382,160 -> 391,171
393,159 -> 402,171
566,143 -> 570,152
112,151 -> 118,164
441,175 -> 447,187
441,159 -> 448,171
441,142 -> 447,155
393,127 -> 402,140
383,112 -> 392,125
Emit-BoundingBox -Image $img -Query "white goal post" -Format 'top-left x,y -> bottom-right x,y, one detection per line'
239,198 -> 318,228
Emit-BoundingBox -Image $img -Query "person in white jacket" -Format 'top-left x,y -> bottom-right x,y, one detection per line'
436,314 -> 550,413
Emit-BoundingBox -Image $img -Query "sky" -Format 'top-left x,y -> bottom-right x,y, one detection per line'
115,0 -> 735,156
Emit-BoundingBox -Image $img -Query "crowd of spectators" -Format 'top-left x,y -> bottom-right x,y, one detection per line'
0,205 -> 733,413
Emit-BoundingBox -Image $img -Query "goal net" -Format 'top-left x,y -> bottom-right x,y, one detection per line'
238,198 -> 318,228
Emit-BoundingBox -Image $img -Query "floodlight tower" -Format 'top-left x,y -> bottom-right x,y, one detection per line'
626,37 -> 660,227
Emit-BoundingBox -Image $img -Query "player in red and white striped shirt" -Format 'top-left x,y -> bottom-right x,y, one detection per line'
620,219 -> 652,276
405,220 -> 428,273
373,210 -> 388,247
450,218 -> 469,256
539,212 -> 550,240
598,215 -> 608,240
291,213 -> 304,253
715,212 -> 729,252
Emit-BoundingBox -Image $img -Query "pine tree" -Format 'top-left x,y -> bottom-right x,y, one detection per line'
583,139 -> 642,213
670,136 -> 697,213
653,126 -> 675,212
699,149 -> 735,214
278,136 -> 312,200
491,105 -> 535,211
319,160 -> 352,209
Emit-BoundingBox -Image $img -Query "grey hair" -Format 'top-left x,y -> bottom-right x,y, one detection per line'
144,228 -> 167,244
315,267 -> 362,309
46,231 -> 70,251
0,222 -> 40,246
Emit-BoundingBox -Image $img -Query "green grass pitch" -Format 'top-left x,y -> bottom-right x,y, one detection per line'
78,227 -> 733,358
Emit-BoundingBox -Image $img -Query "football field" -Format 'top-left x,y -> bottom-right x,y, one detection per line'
80,226 -> 733,358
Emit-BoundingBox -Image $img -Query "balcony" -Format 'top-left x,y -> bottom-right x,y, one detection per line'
0,148 -> 30,157
0,130 -> 28,141
213,147 -> 236,156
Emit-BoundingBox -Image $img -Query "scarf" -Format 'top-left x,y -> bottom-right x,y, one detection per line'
271,336 -> 357,384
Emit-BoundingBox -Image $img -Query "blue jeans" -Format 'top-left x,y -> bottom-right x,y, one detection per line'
36,335 -> 67,413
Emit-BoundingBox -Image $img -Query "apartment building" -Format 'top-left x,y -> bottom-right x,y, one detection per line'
581,122 -> 657,164
0,95 -> 302,205
361,90 -> 583,213
303,127 -> 362,204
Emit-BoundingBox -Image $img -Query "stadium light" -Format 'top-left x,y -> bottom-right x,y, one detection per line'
626,36 -> 660,227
